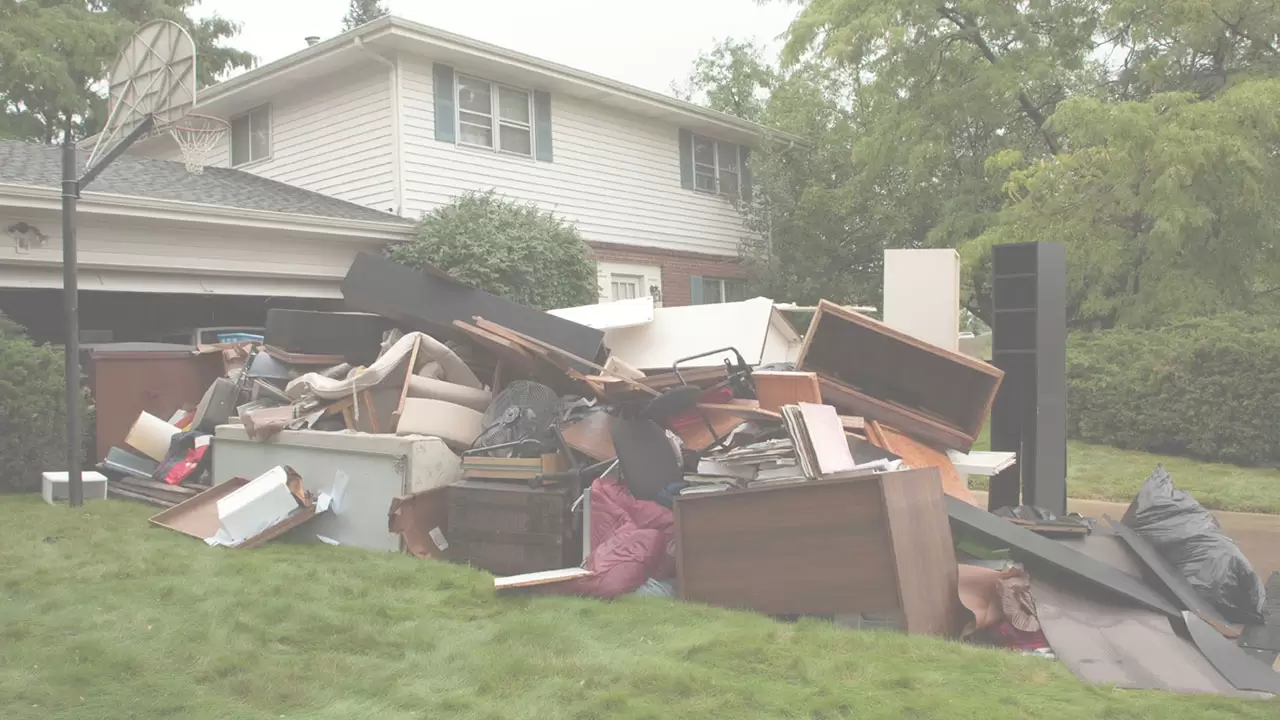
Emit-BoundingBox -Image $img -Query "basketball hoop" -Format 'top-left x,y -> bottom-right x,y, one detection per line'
169,114 -> 229,174
88,20 -> 196,171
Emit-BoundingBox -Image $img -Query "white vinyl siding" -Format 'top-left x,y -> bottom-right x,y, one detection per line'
401,57 -> 749,257
0,209 -> 393,298
129,66 -> 397,213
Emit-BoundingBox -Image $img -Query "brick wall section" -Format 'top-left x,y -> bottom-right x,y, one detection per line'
590,242 -> 745,307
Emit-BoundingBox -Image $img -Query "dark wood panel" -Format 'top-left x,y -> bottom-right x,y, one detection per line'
818,376 -> 975,452
676,470 -> 958,637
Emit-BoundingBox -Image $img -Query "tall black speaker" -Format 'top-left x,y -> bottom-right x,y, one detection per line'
988,242 -> 1067,515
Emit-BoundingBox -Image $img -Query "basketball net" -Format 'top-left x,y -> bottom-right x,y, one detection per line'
169,113 -> 229,174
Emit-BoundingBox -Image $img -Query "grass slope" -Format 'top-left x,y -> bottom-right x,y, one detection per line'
969,424 -> 1280,514
1,496 -> 1275,719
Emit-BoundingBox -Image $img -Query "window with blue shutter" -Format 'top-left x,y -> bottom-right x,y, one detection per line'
433,64 -> 456,142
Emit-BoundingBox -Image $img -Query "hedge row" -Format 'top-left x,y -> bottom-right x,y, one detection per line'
1067,314 -> 1280,467
0,314 -> 71,492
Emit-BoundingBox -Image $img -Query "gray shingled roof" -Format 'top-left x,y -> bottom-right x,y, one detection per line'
0,139 -> 411,225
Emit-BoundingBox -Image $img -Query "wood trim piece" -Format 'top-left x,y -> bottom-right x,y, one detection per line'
391,335 -> 422,431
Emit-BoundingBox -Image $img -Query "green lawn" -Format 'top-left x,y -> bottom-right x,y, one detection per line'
968,422 -> 1280,514
1,496 -> 1275,718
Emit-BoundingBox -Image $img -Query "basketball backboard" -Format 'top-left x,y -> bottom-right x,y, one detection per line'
87,20 -> 197,169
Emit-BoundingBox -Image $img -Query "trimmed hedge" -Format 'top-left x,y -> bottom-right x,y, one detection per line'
1067,315 -> 1280,467
0,314 -> 70,492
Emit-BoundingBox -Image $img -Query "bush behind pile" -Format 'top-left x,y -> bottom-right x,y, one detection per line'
1068,314 -> 1280,466
0,314 -> 70,492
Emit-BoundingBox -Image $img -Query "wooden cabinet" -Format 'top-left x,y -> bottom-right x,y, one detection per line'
674,468 -> 959,637
446,481 -> 581,576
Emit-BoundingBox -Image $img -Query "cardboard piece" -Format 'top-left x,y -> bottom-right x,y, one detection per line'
124,411 -> 182,462
388,486 -> 451,559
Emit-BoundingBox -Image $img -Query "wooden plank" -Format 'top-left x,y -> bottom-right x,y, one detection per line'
1106,516 -> 1241,639
451,320 -> 537,372
944,495 -> 1181,617
495,568 -> 594,591
262,345 -> 347,366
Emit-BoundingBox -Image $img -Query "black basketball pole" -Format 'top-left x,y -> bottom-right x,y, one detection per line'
61,125 -> 82,507
61,114 -> 154,508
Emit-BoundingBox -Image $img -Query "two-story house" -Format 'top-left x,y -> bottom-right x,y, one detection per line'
127,15 -> 799,307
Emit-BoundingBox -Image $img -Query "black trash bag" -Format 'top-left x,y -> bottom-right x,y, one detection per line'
1122,465 -> 1265,624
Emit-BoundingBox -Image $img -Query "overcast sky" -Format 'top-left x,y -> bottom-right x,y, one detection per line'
196,0 -> 798,95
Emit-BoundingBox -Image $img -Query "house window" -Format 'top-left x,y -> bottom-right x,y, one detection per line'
457,74 -> 533,156
697,277 -> 749,305
610,274 -> 643,301
691,134 -> 740,196
230,105 -> 271,166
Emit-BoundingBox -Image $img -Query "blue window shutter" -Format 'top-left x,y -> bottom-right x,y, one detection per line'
433,64 -> 456,142
679,129 -> 694,189
534,91 -> 553,162
689,275 -> 704,305
740,146 -> 753,203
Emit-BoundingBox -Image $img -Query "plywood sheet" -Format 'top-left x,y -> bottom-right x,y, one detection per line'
753,371 -> 821,413
1032,576 -> 1261,697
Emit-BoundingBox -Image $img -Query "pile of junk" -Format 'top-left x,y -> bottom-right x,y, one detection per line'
66,251 -> 1279,699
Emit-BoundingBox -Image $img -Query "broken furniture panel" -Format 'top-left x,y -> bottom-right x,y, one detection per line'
989,242 -> 1068,513
547,296 -> 655,331
796,300 -> 1003,452
446,480 -> 581,576
342,252 -> 606,364
675,468 -> 959,637
264,309 -> 388,366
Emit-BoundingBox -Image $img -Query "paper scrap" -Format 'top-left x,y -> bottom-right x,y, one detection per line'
316,535 -> 340,546
429,527 -> 448,551
330,471 -> 349,514
194,435 -> 212,448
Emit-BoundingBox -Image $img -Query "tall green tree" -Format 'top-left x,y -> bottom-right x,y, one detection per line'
0,0 -> 254,144
342,0 -> 388,31
684,1 -> 1280,327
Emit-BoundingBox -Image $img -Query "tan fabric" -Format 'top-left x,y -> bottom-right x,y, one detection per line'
957,565 -> 1039,636
406,376 -> 492,412
396,398 -> 484,450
